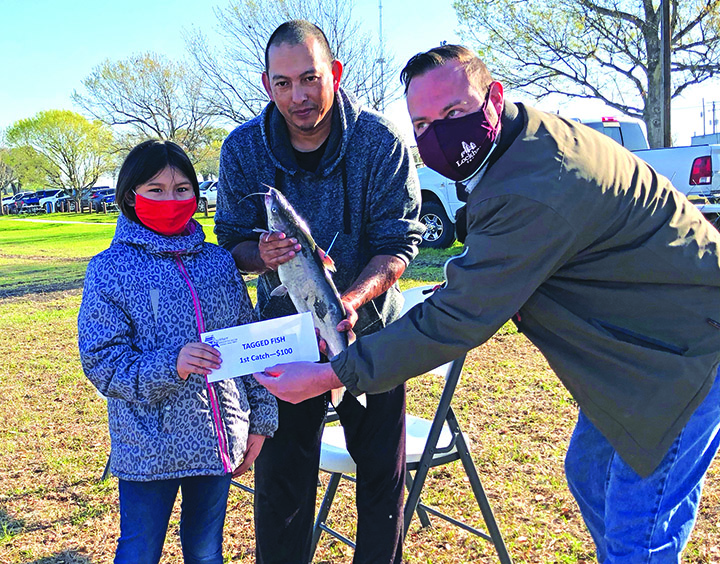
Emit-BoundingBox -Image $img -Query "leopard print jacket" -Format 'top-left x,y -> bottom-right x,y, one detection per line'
78,214 -> 278,481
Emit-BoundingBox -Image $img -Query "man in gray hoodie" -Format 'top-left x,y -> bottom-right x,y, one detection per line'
215,20 -> 423,564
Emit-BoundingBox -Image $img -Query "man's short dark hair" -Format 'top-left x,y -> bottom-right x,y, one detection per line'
116,140 -> 200,223
265,20 -> 334,72
400,45 -> 493,95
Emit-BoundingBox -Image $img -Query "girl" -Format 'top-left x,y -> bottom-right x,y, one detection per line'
78,140 -> 277,564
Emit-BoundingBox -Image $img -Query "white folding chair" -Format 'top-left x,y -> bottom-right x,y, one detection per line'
310,285 -> 512,563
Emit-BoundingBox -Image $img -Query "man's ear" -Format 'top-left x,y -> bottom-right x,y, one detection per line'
488,81 -> 504,119
262,72 -> 274,100
331,60 -> 343,92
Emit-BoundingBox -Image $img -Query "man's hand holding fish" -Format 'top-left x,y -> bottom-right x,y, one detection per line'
257,230 -> 300,271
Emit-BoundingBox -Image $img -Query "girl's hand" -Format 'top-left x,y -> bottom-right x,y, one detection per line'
176,342 -> 221,380
232,434 -> 267,477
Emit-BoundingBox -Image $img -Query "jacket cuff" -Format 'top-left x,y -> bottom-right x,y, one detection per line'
375,244 -> 418,266
248,420 -> 276,438
330,352 -> 362,396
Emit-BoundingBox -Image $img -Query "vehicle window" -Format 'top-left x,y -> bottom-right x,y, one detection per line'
618,124 -> 649,151
597,124 -> 623,146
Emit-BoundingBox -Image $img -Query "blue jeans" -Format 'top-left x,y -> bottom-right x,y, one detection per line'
115,474 -> 232,564
565,370 -> 720,563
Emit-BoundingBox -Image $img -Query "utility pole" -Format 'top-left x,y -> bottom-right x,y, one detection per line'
661,0 -> 672,146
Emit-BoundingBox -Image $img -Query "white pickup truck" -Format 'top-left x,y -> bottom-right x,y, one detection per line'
416,116 -> 720,247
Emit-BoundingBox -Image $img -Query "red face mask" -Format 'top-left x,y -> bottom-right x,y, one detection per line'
133,192 -> 197,236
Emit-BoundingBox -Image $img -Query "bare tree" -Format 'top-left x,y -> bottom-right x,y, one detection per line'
73,53 -> 217,156
186,0 -> 398,124
454,0 -> 720,147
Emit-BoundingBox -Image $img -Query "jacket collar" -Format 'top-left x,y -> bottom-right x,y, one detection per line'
260,87 -> 360,177
112,214 -> 206,256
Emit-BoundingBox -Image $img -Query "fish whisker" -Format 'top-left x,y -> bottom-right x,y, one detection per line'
239,191 -> 272,204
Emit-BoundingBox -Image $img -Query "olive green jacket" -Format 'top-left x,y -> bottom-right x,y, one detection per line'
333,104 -> 720,477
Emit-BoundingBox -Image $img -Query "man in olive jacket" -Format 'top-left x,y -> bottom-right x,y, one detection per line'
255,45 -> 720,562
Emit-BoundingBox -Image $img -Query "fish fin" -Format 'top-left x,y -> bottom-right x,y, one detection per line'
318,248 -> 337,273
270,285 -> 288,298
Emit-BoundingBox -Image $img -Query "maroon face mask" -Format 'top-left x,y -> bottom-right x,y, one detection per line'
415,91 -> 501,182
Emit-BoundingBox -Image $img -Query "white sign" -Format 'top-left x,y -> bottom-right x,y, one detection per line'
201,312 -> 320,383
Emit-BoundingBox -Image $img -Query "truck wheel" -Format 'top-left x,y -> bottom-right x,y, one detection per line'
197,198 -> 207,214
419,201 -> 455,248
45,202 -> 53,213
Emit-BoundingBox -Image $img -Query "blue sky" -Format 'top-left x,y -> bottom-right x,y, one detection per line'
0,0 -> 463,140
1,0 -> 717,144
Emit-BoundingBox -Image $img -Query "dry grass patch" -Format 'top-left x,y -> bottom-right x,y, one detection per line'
1,290 -> 718,563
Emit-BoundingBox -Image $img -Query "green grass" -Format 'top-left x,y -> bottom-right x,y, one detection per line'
0,211 -> 219,298
0,218 -> 718,563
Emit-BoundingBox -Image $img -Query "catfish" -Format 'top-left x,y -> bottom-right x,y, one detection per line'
263,187 -> 366,408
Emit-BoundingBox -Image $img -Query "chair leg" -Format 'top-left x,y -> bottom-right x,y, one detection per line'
447,408 -> 513,564
403,456 -> 435,536
310,472 -> 342,561
405,470 -> 432,528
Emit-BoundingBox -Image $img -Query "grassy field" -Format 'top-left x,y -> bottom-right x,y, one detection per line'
1,214 -> 718,563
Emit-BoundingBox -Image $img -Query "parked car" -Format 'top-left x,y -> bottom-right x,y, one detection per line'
416,166 -> 463,248
572,116 -> 650,151
96,192 -> 117,212
572,116 -> 720,202
34,189 -> 67,213
90,187 -> 114,212
12,189 -> 66,213
54,193 -> 78,212
198,180 -> 218,213
80,187 -> 113,212
2,191 -> 34,212
9,191 -> 47,214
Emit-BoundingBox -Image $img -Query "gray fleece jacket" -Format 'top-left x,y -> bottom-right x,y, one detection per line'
216,88 -> 423,334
